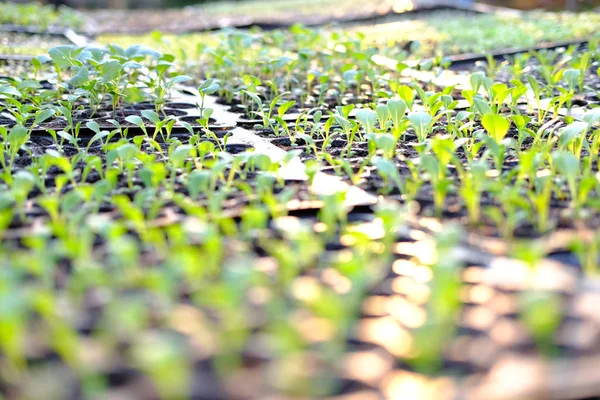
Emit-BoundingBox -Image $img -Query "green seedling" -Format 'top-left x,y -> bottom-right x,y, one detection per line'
355,109 -> 377,136
519,290 -> 562,355
408,112 -> 432,143
372,157 -> 404,195
0,126 -> 29,185
481,113 -> 511,172
198,78 -> 220,117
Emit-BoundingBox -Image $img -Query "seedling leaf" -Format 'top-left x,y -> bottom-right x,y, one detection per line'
482,114 -> 510,144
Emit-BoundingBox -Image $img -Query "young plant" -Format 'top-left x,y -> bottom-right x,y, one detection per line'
480,113 -> 511,172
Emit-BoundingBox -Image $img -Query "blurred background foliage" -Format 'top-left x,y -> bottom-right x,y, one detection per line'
6,0 -> 600,9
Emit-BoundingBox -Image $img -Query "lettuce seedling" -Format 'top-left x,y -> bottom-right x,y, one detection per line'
526,75 -> 549,125
558,121 -> 589,160
333,109 -> 359,156
125,115 -> 148,137
563,68 -> 581,95
396,85 -> 414,110
519,290 -> 562,355
420,154 -> 452,216
485,185 -> 529,239
273,100 -> 296,137
11,170 -> 35,221
318,191 -> 347,238
387,99 -> 408,139
570,233 -> 599,276
481,113 -> 511,171
458,159 -> 488,224
0,289 -> 27,371
551,150 -> 592,215
243,90 -> 287,134
407,226 -> 463,373
198,78 -> 220,117
376,104 -> 390,130
408,112 -> 432,143
372,157 -> 404,195
529,171 -> 553,233
367,132 -> 397,159
1,126 -> 30,185
510,114 -> 533,148
355,109 -> 377,136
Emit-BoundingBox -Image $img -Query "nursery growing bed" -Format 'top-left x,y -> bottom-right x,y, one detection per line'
184,38 -> 600,397
218,114 -> 600,252
3,17 -> 600,400
0,83 -> 375,225
199,36 -> 600,258
353,10 -> 600,61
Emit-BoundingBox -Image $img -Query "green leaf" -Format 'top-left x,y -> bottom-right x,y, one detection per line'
61,190 -> 83,213
171,145 -> 194,167
123,61 -> 143,69
68,66 -> 89,87
100,61 -> 123,83
141,110 -> 161,124
168,75 -> 192,88
13,170 -> 35,188
87,131 -> 110,148
34,109 -> 56,127
396,85 -> 414,108
420,154 -> 439,177
408,112 -> 432,141
563,69 -> 580,89
339,104 -> 355,119
188,170 -> 211,199
371,133 -> 396,155
49,45 -> 75,69
376,104 -> 390,126
473,98 -> 493,116
526,75 -> 542,96
116,143 -> 138,162
373,156 -> 403,188
482,114 -> 510,144
86,121 -> 101,134
56,130 -> 76,145
34,54 -> 51,65
7,126 -> 27,143
125,44 -> 161,60
491,83 -> 510,104
430,136 -> 455,166
470,71 -> 485,93
123,87 -> 146,104
387,99 -> 407,123
0,85 -> 22,98
342,70 -> 358,83
125,115 -> 144,128
356,109 -> 377,135
277,101 -> 296,118
198,79 -> 220,95
178,121 -> 194,135
583,108 -> 600,126
559,122 -> 587,147
242,90 -> 263,109
519,291 -> 562,346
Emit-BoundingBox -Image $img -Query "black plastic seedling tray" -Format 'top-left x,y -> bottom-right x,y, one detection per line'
448,38 -> 592,70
